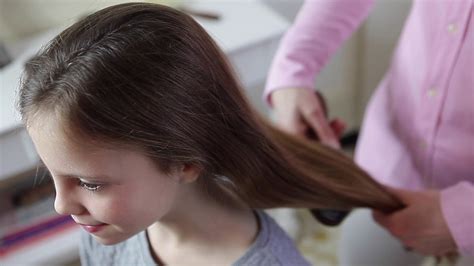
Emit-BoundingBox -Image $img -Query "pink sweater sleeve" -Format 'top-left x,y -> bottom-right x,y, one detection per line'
441,182 -> 474,256
264,0 -> 375,106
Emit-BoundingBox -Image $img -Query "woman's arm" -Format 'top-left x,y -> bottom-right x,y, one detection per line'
264,0 -> 375,105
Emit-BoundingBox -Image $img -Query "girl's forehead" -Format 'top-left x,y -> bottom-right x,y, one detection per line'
28,115 -> 86,150
27,109 -> 142,152
28,115 -> 112,164
30,123 -> 159,181
27,111 -> 163,180
27,110 -> 110,151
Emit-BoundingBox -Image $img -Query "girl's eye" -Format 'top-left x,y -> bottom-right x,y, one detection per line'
78,180 -> 103,192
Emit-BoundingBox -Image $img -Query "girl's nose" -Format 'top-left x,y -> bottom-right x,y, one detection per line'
54,183 -> 85,216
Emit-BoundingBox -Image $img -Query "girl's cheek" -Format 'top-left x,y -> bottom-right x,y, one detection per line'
86,197 -> 128,223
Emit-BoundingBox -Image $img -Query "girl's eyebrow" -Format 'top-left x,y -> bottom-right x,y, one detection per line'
59,174 -> 114,181
38,160 -> 114,181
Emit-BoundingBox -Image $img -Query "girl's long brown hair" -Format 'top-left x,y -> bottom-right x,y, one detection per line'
18,3 -> 402,212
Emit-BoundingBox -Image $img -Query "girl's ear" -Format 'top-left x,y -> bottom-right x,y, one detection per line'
177,164 -> 202,184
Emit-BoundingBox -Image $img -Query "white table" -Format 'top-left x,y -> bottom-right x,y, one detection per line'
0,1 -> 288,264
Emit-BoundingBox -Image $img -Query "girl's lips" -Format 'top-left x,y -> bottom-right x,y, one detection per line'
79,223 -> 108,233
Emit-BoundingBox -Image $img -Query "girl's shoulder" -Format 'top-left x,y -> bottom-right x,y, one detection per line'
232,210 -> 311,266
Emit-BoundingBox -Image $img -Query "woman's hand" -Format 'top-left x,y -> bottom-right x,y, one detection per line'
271,87 -> 345,149
372,187 -> 457,256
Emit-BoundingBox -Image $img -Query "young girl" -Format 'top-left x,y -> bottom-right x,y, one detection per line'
18,3 -> 402,265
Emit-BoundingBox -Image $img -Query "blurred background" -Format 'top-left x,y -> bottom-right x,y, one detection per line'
0,0 -> 411,265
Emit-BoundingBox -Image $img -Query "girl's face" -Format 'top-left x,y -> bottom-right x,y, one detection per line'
27,116 -> 184,245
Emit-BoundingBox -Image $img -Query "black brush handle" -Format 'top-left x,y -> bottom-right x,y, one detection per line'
310,209 -> 350,226
303,91 -> 352,226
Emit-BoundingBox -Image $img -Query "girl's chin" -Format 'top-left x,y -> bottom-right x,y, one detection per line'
91,228 -> 138,246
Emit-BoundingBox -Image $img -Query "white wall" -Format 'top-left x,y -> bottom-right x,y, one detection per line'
0,0 -> 182,41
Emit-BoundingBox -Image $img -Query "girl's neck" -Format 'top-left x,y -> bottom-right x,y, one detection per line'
146,182 -> 259,265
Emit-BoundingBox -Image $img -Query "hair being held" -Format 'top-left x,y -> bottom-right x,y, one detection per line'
18,3 -> 402,214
